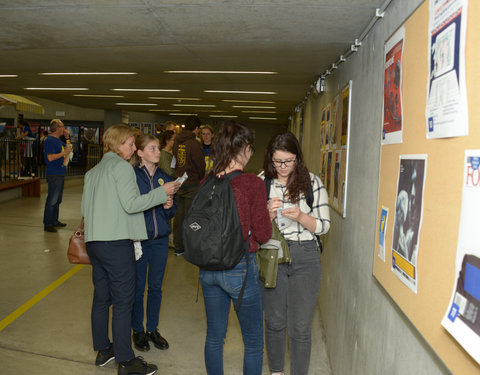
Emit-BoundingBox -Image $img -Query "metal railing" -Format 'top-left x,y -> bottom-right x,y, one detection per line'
0,138 -> 102,182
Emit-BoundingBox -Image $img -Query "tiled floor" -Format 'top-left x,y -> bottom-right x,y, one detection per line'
0,181 -> 332,374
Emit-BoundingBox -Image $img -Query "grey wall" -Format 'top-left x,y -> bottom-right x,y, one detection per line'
301,0 -> 451,374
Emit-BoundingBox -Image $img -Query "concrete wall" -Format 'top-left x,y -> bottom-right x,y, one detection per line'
302,0 -> 451,374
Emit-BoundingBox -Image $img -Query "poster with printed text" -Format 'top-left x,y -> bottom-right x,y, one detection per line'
442,151 -> 480,364
382,26 -> 405,145
391,155 -> 427,293
426,0 -> 468,139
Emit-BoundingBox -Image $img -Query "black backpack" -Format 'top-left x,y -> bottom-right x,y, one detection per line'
265,177 -> 323,253
183,170 -> 249,271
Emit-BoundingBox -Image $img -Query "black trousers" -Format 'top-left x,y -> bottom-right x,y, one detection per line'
86,240 -> 136,363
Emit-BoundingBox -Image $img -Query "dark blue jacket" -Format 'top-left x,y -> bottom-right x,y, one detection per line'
134,165 -> 177,240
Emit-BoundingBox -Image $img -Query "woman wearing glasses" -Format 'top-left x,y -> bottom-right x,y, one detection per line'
261,132 -> 330,375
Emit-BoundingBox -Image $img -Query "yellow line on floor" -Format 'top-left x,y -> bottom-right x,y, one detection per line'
0,265 -> 86,331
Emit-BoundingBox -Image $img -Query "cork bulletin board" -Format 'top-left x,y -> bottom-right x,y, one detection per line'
373,1 -> 480,373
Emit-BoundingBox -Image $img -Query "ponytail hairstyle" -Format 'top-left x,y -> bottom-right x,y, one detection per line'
263,132 -> 310,204
211,120 -> 253,175
130,134 -> 159,166
160,130 -> 175,149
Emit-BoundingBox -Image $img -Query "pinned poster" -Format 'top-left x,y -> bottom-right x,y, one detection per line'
391,155 -> 427,293
378,206 -> 389,262
442,151 -> 480,364
382,26 -> 405,145
426,0 -> 469,139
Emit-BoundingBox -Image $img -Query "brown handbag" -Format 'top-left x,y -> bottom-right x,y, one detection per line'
67,218 -> 91,265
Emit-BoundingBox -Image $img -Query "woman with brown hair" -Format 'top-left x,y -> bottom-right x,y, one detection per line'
81,124 -> 180,375
261,132 -> 330,375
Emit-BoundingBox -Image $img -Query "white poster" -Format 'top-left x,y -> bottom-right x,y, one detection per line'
426,0 -> 468,139
442,151 -> 480,364
382,26 -> 405,145
391,155 -> 427,293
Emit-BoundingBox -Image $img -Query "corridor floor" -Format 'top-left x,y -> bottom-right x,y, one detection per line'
0,181 -> 332,374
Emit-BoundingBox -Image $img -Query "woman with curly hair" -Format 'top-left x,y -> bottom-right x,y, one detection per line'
261,132 -> 330,375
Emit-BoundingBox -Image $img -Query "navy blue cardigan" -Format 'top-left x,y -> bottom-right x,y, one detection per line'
134,165 -> 177,240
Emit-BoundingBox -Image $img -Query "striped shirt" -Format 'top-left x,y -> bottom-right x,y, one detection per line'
262,172 -> 330,242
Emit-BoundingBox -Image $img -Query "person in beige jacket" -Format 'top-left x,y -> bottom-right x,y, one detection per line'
81,124 -> 179,375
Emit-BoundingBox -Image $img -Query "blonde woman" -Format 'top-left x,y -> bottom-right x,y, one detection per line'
81,124 -> 180,375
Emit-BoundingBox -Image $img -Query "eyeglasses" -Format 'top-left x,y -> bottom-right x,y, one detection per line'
272,158 -> 296,168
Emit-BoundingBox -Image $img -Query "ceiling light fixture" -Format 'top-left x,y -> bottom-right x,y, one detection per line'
112,89 -> 180,92
241,111 -> 276,114
209,115 -> 238,118
25,87 -> 89,90
74,94 -> 124,98
149,109 -> 181,112
249,117 -> 278,120
173,104 -> 216,108
115,103 -> 157,106
165,70 -> 277,74
222,100 -> 275,104
39,72 -> 137,75
232,105 -> 276,109
148,97 -> 201,101
0,74 -> 18,78
204,90 -> 277,95
169,113 -> 197,116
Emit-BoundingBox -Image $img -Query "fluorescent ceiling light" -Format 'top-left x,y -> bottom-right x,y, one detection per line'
232,105 -> 276,109
242,111 -> 276,114
169,113 -> 197,116
197,110 -> 226,113
172,104 -> 216,108
25,87 -> 88,90
222,99 -> 275,104
149,109 -> 181,112
112,88 -> 180,92
0,74 -> 18,78
39,72 -> 137,75
148,97 -> 201,101
209,115 -> 238,118
249,117 -> 278,120
204,90 -> 277,95
115,103 -> 157,106
74,94 -> 124,98
165,70 -> 277,74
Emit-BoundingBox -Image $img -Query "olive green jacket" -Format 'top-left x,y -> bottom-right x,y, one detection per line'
81,152 -> 167,242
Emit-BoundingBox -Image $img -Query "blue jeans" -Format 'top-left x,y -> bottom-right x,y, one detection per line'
86,240 -> 136,363
199,255 -> 264,375
132,237 -> 169,333
262,240 -> 322,375
43,174 -> 64,227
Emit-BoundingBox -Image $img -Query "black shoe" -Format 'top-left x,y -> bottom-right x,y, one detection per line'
118,356 -> 157,375
54,221 -> 67,227
132,331 -> 150,352
95,344 -> 115,367
44,226 -> 57,233
146,330 -> 169,350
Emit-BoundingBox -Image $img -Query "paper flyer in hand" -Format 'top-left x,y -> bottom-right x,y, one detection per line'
175,172 -> 188,186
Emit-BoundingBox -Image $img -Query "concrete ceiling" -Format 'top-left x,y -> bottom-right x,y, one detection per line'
0,0 -> 384,125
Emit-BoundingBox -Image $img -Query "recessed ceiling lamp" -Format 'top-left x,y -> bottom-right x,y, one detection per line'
0,74 -> 18,78
25,87 -> 89,90
39,72 -> 137,75
209,115 -> 238,118
74,94 -> 124,98
112,88 -> 180,92
172,104 -> 216,107
148,97 -> 201,101
165,70 -> 277,74
222,100 -> 275,104
169,113 -> 197,116
242,111 -> 276,114
149,109 -> 182,112
232,105 -> 276,109
204,90 -> 277,95
115,103 -> 157,106
249,117 -> 278,120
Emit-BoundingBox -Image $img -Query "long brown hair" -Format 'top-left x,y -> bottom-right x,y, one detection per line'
211,120 -> 253,175
263,132 -> 310,204
130,134 -> 159,166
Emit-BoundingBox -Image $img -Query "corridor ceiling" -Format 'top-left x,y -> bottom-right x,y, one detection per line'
0,0 -> 385,125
